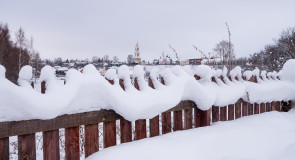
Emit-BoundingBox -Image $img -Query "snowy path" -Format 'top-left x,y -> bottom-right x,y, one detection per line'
87,110 -> 295,160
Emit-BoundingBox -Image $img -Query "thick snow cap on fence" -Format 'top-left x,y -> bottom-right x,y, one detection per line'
1,61 -> 295,122
18,65 -> 33,87
246,59 -> 295,103
0,65 -> 5,78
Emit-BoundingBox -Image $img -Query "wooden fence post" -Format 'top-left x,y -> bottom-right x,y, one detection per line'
235,101 -> 242,119
43,130 -> 60,160
134,78 -> 147,140
103,121 -> 116,148
212,106 -> 219,122
254,103 -> 259,114
65,127 -> 80,160
0,137 -> 9,160
260,103 -> 266,113
161,78 -> 172,134
242,101 -> 248,116
220,106 -> 227,121
85,124 -> 99,158
173,110 -> 183,131
228,104 -> 235,120
18,133 -> 36,160
184,107 -> 193,129
248,103 -> 254,115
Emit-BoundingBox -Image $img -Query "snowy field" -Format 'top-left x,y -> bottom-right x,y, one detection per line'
87,110 -> 295,160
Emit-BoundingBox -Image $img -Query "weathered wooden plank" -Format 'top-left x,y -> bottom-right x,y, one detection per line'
0,109 -> 122,138
85,124 -> 99,158
235,102 -> 242,119
65,126 -> 80,160
43,130 -> 60,160
173,110 -> 183,131
0,137 -> 9,160
248,103 -> 254,115
254,103 -> 259,114
212,106 -> 219,122
161,112 -> 171,134
120,119 -> 132,143
200,109 -> 211,127
184,108 -> 192,129
103,121 -> 116,148
228,104 -> 235,120
220,106 -> 227,121
271,101 -> 281,111
18,133 -> 36,160
260,103 -> 266,113
135,120 -> 147,140
149,115 -> 160,137
194,107 -> 201,127
242,101 -> 248,116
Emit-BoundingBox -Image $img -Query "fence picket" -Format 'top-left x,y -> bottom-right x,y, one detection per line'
260,103 -> 266,113
184,108 -> 193,129
235,102 -> 242,119
228,104 -> 235,120
103,121 -> 116,148
173,110 -> 183,131
65,126 -> 80,160
0,137 -> 9,160
18,133 -> 36,160
242,101 -> 248,116
254,103 -> 259,114
85,124 -> 99,158
212,106 -> 220,122
43,130 -> 60,160
220,106 -> 227,121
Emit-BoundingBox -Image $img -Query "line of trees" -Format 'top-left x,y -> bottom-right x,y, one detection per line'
248,27 -> 295,71
0,23 -> 39,83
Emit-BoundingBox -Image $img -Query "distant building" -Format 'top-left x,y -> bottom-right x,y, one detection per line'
189,58 -> 203,65
159,52 -> 171,65
133,42 -> 141,64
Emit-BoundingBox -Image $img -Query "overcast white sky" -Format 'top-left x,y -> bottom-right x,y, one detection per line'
1,0 -> 295,62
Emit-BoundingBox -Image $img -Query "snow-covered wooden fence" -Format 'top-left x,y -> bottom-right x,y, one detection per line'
0,67 -> 283,160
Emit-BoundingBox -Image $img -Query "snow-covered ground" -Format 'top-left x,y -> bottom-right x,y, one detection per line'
87,110 -> 295,160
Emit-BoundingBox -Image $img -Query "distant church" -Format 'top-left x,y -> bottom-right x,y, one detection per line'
133,42 -> 141,64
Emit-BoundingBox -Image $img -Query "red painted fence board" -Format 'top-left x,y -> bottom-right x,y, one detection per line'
18,133 -> 36,160
254,103 -> 259,114
135,120 -> 147,140
65,127 -> 80,160
162,112 -> 172,134
260,103 -> 266,113
266,103 -> 271,112
0,137 -> 9,160
242,101 -> 248,116
248,103 -> 254,115
85,124 -> 99,158
235,102 -> 242,119
150,115 -> 160,137
228,104 -> 235,120
173,110 -> 183,131
103,121 -> 116,148
212,106 -> 220,122
220,106 -> 227,121
43,130 -> 60,160
184,108 -> 193,129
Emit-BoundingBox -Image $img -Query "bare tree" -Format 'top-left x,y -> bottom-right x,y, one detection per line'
15,28 -> 29,71
213,40 -> 235,65
112,56 -> 119,63
169,44 -> 180,65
